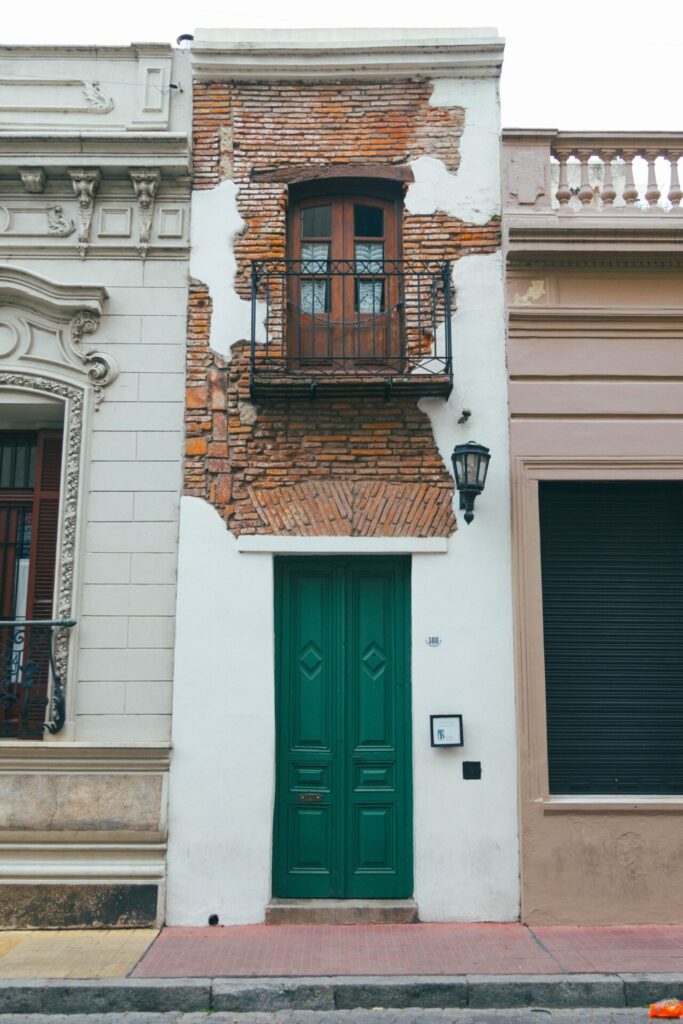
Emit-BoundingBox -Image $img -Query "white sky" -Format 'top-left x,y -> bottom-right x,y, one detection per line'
3,0 -> 683,131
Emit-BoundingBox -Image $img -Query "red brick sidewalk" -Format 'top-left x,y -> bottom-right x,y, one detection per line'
132,923 -> 683,978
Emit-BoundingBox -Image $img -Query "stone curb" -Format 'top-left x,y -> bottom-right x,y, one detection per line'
0,973 -> 680,1013
0,978 -> 212,1014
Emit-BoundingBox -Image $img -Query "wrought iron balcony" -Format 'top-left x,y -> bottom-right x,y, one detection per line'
0,619 -> 75,738
249,258 -> 453,399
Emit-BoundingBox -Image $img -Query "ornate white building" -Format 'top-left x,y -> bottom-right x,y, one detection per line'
0,44 -> 190,926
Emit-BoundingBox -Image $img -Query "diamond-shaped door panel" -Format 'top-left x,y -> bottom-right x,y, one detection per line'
362,641 -> 386,680
299,641 -> 323,679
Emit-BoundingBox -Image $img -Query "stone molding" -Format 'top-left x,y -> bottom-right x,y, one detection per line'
191,28 -> 504,81
0,133 -> 190,174
506,217 -> 683,268
0,742 -> 171,774
0,264 -> 117,404
0,263 -> 107,314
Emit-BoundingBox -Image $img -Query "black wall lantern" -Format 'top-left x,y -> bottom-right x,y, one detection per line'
451,441 -> 491,524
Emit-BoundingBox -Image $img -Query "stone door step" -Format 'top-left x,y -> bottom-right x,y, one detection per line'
265,898 -> 419,925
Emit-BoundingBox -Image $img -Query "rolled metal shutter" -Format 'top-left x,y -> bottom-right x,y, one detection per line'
539,480 -> 683,795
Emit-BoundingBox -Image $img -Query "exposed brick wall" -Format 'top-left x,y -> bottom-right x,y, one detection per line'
185,287 -> 456,536
193,80 -> 467,296
192,84 -> 231,191
403,212 -> 501,262
187,78 -> 501,538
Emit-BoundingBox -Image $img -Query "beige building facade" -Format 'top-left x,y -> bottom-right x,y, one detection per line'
504,131 -> 683,924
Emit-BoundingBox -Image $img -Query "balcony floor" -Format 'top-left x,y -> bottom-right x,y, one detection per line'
250,372 -> 453,401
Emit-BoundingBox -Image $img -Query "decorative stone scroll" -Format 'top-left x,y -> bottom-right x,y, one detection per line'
81,81 -> 114,113
69,310 -> 117,407
69,169 -> 101,258
47,206 -> 75,237
130,169 -> 160,258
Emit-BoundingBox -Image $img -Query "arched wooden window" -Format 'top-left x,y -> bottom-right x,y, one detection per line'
287,182 -> 402,368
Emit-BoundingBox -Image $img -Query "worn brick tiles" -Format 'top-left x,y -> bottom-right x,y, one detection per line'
132,923 -> 683,979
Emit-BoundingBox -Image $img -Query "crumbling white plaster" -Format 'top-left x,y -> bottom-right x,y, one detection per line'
190,179 -> 265,359
406,79 -> 501,225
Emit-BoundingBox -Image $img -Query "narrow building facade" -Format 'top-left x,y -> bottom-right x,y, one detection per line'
168,28 -> 519,925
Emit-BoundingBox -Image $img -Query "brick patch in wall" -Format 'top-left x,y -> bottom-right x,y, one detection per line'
188,78 -> 501,539
192,80 -> 470,297
185,282 -> 456,538
248,480 -> 455,537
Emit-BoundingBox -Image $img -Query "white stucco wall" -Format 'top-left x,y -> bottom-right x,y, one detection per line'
168,68 -> 519,923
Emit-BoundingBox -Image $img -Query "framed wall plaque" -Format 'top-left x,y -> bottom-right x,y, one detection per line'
430,714 -> 464,747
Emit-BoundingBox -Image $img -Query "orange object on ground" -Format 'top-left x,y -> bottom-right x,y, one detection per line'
649,1000 -> 683,1018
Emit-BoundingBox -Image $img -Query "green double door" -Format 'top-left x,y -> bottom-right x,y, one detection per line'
273,557 -> 412,899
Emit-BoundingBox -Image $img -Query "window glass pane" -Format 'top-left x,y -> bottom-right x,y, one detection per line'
356,281 -> 384,314
301,242 -> 330,274
301,205 -> 331,238
0,436 -> 37,490
355,242 -> 383,275
300,280 -> 329,314
354,204 -> 384,238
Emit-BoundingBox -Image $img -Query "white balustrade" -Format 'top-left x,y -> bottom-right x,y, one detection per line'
551,135 -> 683,211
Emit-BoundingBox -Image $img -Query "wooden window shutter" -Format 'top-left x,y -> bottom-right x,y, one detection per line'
25,430 -> 63,622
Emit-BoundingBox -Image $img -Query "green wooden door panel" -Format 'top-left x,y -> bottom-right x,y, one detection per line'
274,557 -> 412,899
346,561 -> 410,897
274,561 -> 340,897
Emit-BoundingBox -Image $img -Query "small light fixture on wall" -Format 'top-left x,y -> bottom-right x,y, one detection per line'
451,441 -> 491,524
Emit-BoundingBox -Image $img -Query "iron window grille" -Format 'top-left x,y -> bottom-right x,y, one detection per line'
250,258 -> 453,399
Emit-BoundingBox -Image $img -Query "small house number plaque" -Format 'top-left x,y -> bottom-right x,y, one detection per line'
430,714 -> 464,748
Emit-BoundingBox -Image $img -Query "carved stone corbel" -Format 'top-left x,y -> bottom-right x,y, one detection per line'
130,169 -> 160,258
19,168 -> 45,193
69,310 -> 118,407
69,169 -> 101,258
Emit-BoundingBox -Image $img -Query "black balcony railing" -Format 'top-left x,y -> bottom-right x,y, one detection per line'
250,258 -> 453,399
0,619 -> 75,738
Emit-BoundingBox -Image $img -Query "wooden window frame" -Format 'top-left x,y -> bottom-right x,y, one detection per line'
286,179 -> 404,366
